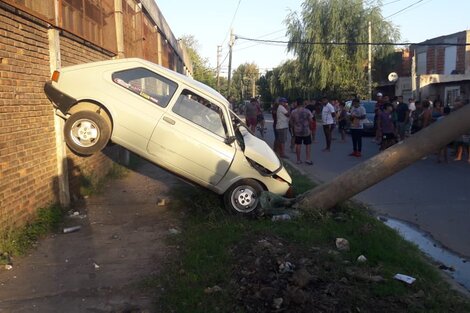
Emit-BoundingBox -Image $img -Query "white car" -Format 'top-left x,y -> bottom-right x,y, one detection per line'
44,58 -> 292,214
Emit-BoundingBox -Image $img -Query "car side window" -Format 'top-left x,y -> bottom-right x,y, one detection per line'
172,90 -> 227,137
112,68 -> 177,108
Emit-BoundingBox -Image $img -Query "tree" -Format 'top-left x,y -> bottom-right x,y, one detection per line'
260,59 -> 318,104
285,0 -> 399,99
257,74 -> 272,108
180,35 -> 217,88
232,63 -> 259,103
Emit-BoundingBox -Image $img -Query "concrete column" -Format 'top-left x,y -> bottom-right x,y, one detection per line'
114,0 -> 125,58
466,31 -> 470,74
113,0 -> 129,165
411,51 -> 417,99
48,28 -> 70,208
156,31 -> 162,65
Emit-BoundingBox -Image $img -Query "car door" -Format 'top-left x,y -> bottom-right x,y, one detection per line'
105,67 -> 178,154
147,89 -> 236,186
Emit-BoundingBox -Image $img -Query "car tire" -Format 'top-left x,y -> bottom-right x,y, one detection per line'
224,179 -> 263,215
64,110 -> 111,156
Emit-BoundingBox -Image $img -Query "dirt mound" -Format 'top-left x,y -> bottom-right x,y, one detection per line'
229,234 -> 410,313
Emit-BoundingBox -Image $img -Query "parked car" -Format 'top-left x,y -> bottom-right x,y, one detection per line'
345,100 -> 377,135
44,58 -> 292,214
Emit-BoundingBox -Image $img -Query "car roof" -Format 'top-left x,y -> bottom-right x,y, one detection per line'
59,58 -> 229,106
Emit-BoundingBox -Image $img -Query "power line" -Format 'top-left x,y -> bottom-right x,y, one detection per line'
235,35 -> 470,46
219,50 -> 230,68
382,0 -> 405,6
221,0 -> 242,47
384,0 -> 425,19
367,0 -> 405,8
234,28 -> 286,48
234,34 -> 287,52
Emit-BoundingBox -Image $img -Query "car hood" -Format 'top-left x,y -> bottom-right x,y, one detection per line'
239,127 -> 281,172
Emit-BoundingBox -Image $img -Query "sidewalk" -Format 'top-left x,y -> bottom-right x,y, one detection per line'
0,161 -> 180,313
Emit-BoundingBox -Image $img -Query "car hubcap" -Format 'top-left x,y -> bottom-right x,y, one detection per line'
70,119 -> 100,147
231,186 -> 258,213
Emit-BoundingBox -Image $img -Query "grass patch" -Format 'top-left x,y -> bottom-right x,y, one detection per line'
80,153 -> 143,196
0,154 -> 142,264
151,169 -> 469,313
0,204 -> 63,264
80,162 -> 130,196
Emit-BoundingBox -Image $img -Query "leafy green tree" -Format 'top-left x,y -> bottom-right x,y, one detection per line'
260,60 -> 315,104
232,63 -> 259,103
180,35 -> 217,88
257,74 -> 272,107
285,0 -> 399,99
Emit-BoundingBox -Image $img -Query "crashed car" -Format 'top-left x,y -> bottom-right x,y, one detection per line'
44,58 -> 292,214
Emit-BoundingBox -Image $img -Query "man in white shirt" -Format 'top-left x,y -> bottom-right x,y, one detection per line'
321,96 -> 336,151
407,97 -> 416,136
276,97 -> 290,158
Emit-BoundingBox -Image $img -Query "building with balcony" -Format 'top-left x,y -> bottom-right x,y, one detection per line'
411,30 -> 470,107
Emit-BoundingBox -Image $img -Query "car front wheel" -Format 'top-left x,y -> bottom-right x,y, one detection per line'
64,111 -> 111,155
224,179 -> 263,214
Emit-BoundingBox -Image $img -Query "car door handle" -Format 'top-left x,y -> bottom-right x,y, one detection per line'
163,116 -> 175,125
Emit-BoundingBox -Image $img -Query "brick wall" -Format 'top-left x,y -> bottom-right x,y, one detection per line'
436,47 -> 445,74
0,7 -> 57,228
456,35 -> 466,74
58,35 -> 120,200
426,47 -> 435,74
0,6 -> 122,230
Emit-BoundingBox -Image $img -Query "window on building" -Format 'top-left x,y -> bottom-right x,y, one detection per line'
60,0 -> 116,52
444,46 -> 457,75
417,52 -> 427,75
9,0 -> 55,21
112,67 -> 178,108
444,86 -> 460,108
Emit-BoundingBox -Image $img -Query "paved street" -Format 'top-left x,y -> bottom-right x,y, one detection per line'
261,114 -> 470,258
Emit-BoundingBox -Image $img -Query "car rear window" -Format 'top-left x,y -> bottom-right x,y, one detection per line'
112,67 -> 177,108
362,102 -> 376,113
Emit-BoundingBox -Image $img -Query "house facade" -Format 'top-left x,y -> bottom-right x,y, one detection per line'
411,30 -> 470,107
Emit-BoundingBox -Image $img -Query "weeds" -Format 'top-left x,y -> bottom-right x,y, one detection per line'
0,156 -> 136,263
80,162 -> 130,196
0,204 -> 63,264
152,167 -> 470,313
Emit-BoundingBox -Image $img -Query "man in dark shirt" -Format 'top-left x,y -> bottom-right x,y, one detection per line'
395,96 -> 409,141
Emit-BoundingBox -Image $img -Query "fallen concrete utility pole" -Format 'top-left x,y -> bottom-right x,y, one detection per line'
293,104 -> 470,212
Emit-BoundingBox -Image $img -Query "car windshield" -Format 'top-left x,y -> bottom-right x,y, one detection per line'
172,90 -> 228,137
230,110 -> 247,150
362,102 -> 376,113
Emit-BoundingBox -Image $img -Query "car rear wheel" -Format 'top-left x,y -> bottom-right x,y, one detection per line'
64,110 -> 111,155
224,179 -> 263,214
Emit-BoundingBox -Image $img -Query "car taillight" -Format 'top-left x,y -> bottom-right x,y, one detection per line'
51,70 -> 60,82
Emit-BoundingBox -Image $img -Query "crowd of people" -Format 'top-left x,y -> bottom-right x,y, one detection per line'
245,93 -> 470,165
372,93 -> 470,163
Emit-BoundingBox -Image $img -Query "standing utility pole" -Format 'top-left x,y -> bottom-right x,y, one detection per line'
411,50 -> 417,99
368,21 -> 372,100
216,45 -> 222,89
227,29 -> 234,97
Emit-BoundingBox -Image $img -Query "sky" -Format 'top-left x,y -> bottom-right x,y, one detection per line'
156,0 -> 470,75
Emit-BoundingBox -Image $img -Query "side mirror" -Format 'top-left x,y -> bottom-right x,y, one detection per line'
224,136 -> 236,145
